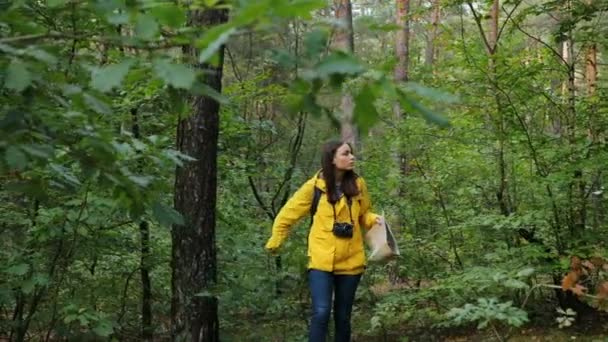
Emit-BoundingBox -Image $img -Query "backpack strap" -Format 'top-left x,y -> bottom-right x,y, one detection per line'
310,172 -> 322,222
310,186 -> 352,223
310,186 -> 322,221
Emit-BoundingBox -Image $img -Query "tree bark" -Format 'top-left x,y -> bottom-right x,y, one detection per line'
388,0 -> 412,284
585,43 -> 597,95
131,107 -> 153,341
140,221 -> 152,341
333,0 -> 357,145
171,8 -> 228,342
424,0 -> 440,68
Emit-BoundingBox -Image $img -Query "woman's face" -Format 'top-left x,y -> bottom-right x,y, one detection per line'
333,143 -> 355,171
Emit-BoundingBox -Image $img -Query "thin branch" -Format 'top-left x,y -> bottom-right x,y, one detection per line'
509,19 -> 569,68
117,267 -> 139,325
271,112 -> 307,211
496,1 -> 523,44
248,176 -> 275,220
225,46 -> 243,83
466,1 -> 493,54
99,220 -> 134,231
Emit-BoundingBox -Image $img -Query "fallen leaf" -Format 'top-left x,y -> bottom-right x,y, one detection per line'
571,284 -> 587,297
581,260 -> 595,270
571,256 -> 583,272
596,282 -> 608,301
562,272 -> 579,290
589,256 -> 606,268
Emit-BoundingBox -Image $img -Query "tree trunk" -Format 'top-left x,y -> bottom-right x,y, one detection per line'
333,0 -> 357,145
489,0 -> 499,49
487,0 -> 512,216
389,0 -> 411,284
393,0 -> 410,169
424,0 -> 440,68
131,107 -> 153,341
140,221 -> 153,340
171,8 -> 228,342
585,43 -> 597,95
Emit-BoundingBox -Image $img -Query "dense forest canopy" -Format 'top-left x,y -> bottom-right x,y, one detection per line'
1,0 -> 608,340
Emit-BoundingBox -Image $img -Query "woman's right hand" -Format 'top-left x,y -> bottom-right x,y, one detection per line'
265,241 -> 279,256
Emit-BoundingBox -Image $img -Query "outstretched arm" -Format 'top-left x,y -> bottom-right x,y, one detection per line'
265,179 -> 314,252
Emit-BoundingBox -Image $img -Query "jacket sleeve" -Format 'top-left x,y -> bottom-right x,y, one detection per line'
265,179 -> 314,251
358,177 -> 379,230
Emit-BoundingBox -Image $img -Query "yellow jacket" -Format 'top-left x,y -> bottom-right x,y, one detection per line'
265,173 -> 378,275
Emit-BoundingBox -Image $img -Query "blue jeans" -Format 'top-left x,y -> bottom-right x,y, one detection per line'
308,269 -> 362,342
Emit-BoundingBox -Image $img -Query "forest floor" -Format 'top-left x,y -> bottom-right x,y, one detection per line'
353,317 -> 608,342
354,327 -> 608,342
224,318 -> 608,342
224,302 -> 608,341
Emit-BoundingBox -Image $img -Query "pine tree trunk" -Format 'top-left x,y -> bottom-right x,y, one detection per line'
171,8 -> 228,342
424,0 -> 440,68
389,0 -> 411,284
585,43 -> 597,95
333,0 -> 357,145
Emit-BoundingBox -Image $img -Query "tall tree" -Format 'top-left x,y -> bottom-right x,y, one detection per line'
131,107 -> 153,341
390,0 -> 411,283
171,8 -> 228,342
333,0 -> 356,144
425,0 -> 441,68
468,0 -> 511,216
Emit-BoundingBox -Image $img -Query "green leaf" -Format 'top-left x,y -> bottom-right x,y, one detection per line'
274,0 -> 325,18
106,12 -> 129,25
92,321 -> 114,337
404,83 -> 459,104
269,49 -> 297,68
315,52 -> 365,77
354,84 -> 379,135
504,279 -> 529,289
152,202 -> 185,227
21,144 -> 54,159
83,93 -> 111,114
232,1 -> 270,26
153,59 -> 195,89
5,60 -> 32,92
198,26 -> 236,64
303,29 -> 329,58
91,60 -> 134,92
5,146 -> 28,170
135,14 -> 159,40
397,90 -> 450,128
21,278 -> 36,294
150,4 -> 186,28
0,43 -> 19,55
47,0 -> 67,8
191,82 -> 229,105
6,263 -> 29,276
128,175 -> 153,187
49,163 -> 81,186
4,179 -> 48,200
25,48 -> 57,64
516,267 -> 535,278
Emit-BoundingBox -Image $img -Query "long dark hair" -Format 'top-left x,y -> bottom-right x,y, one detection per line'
321,140 -> 360,203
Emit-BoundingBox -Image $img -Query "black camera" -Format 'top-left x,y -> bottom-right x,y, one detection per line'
333,222 -> 354,238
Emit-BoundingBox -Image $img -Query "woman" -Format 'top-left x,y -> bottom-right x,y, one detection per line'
265,140 -> 383,342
